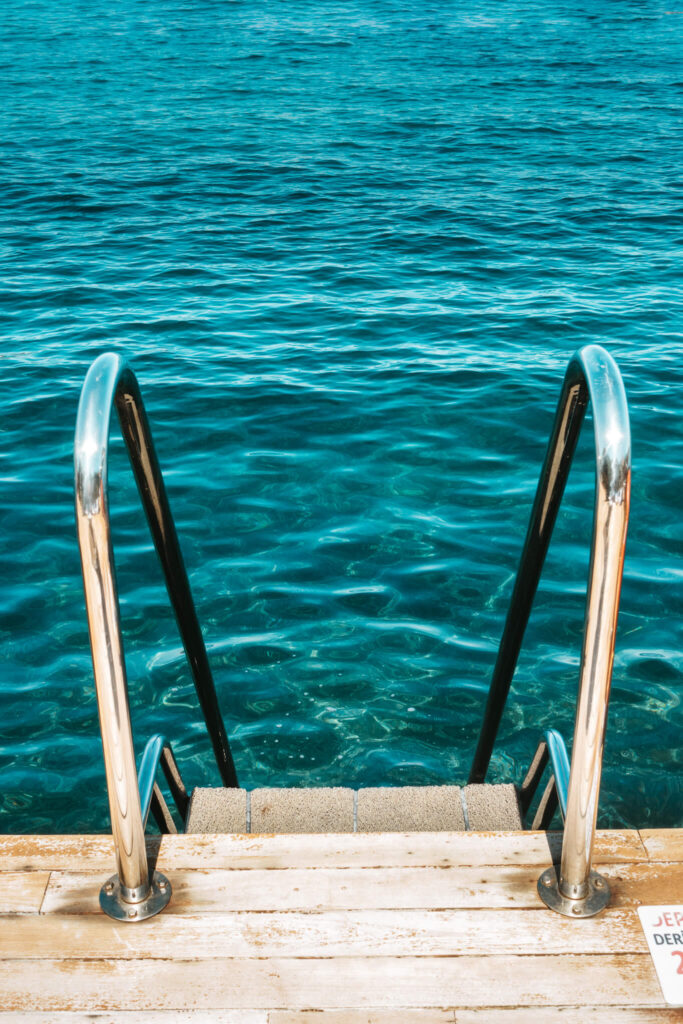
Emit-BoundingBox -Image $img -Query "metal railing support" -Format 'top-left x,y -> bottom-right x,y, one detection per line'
469,345 -> 630,917
137,734 -> 189,832
519,729 -> 570,829
75,353 -> 238,921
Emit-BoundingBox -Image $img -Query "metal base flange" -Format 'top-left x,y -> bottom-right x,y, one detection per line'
537,866 -> 610,918
99,871 -> 172,922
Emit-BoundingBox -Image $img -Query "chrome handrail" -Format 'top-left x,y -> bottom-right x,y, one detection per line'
545,729 -> 570,821
519,729 -> 570,829
75,353 -> 238,921
469,345 -> 630,917
138,734 -> 189,833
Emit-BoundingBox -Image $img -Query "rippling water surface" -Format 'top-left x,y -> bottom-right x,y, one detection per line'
1,1 -> 681,832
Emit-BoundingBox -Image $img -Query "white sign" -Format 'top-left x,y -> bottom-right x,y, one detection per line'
638,905 -> 683,1006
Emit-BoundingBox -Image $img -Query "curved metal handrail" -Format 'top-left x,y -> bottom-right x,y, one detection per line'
544,729 -> 571,821
469,344 -> 630,916
75,352 -> 237,920
519,729 -> 571,829
138,734 -> 189,833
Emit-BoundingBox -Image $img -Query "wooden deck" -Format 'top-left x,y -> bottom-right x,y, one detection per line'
1,828 -> 681,1020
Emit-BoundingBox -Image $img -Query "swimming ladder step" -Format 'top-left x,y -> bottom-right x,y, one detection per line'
185,784 -> 522,834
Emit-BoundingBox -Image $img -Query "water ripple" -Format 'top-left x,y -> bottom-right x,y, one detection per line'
0,0 -> 681,832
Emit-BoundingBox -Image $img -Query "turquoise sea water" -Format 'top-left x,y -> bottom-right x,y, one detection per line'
1,1 -> 681,833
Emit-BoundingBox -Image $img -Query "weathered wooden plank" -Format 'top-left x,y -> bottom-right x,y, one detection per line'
640,829 -> 683,863
0,1011 -> 678,1024
0,955 -> 664,1011
40,861 -> 683,916
0,836 -> 117,872
0,1015 -> 267,1023
0,907 -> 649,960
0,829 -> 649,872
453,1014 -> 683,1023
605,861 -> 683,904
610,861 -> 683,906
271,1012 -> 683,1023
0,872 -> 50,914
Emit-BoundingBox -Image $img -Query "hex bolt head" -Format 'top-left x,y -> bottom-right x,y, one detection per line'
128,908 -> 137,918
104,882 -> 114,894
572,905 -> 581,915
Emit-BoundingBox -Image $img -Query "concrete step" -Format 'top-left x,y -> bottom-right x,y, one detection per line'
185,784 -> 523,834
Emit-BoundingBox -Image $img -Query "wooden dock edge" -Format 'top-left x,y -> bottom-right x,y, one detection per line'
0,828 -> 680,1017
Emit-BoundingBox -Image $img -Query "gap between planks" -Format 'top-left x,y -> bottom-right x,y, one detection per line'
0,871 -> 50,914
639,829 -> 683,863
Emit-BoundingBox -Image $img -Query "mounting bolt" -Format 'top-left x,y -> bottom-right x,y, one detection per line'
159,880 -> 167,891
572,905 -> 581,915
104,882 -> 114,894
594,877 -> 604,888
128,908 -> 137,918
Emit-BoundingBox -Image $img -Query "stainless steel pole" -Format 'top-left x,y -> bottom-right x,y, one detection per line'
75,355 -> 174,920
538,346 -> 630,917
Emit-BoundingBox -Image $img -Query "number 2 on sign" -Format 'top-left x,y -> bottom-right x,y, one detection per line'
674,952 -> 683,975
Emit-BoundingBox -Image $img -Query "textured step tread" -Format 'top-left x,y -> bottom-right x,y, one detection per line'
186,784 -> 522,834
356,786 -> 465,833
251,787 -> 354,834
